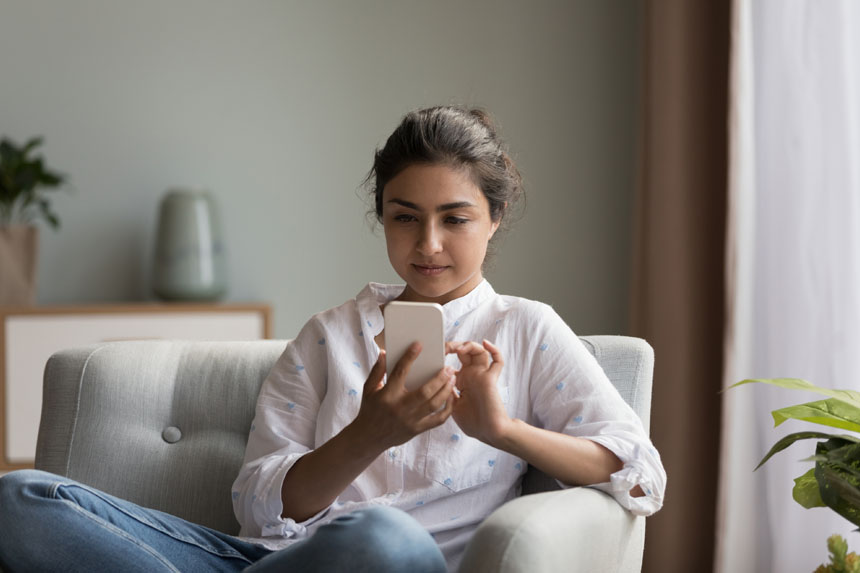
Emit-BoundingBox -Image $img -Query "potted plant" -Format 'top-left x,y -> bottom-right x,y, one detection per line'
733,378 -> 860,572
0,136 -> 66,306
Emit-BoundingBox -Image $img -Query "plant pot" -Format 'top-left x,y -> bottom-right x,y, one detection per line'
0,225 -> 38,306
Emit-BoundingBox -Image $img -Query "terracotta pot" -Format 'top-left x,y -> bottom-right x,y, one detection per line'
0,225 -> 38,306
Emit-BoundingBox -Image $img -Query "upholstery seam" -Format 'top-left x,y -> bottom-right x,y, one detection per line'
63,344 -> 110,476
631,339 -> 642,421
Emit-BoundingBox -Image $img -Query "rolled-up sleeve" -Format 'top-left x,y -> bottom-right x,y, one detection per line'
231,318 -> 330,538
527,304 -> 666,516
586,437 -> 665,515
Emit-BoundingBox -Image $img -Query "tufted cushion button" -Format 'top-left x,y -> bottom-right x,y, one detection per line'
162,426 -> 182,443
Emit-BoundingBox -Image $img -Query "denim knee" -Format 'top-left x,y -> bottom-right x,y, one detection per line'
0,469 -> 52,511
0,470 -> 57,557
324,506 -> 445,572
341,506 -> 427,537
250,506 -> 446,573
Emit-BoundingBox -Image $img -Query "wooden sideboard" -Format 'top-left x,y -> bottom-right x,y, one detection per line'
0,303 -> 272,471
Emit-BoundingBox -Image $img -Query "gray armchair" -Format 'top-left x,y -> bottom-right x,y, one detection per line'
35,336 -> 654,572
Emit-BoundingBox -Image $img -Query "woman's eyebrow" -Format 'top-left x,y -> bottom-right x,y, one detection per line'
437,201 -> 476,212
387,198 -> 476,212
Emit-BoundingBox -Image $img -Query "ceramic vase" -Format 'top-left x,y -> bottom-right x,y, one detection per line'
152,188 -> 227,301
0,225 -> 38,306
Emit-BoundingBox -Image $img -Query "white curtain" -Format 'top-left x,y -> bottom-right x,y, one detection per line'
717,1 -> 860,572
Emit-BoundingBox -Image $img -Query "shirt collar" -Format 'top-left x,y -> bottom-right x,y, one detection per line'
356,280 -> 496,336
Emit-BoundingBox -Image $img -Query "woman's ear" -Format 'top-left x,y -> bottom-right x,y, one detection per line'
489,203 -> 507,239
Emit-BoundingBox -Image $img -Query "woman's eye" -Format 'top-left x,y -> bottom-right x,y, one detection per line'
446,217 -> 468,225
393,214 -> 417,223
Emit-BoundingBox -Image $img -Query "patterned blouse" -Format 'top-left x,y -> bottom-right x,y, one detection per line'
232,280 -> 666,570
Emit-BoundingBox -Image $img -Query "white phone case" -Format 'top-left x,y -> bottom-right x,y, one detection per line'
384,301 -> 445,391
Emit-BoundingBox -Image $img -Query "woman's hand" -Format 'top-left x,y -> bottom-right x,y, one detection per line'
282,344 -> 456,522
449,339 -> 512,447
446,340 -> 634,493
347,343 -> 457,452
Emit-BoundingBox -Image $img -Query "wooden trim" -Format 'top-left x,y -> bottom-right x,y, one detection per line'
0,303 -> 273,471
261,308 -> 273,340
0,302 -> 272,318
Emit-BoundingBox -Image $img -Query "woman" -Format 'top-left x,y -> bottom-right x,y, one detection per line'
0,106 -> 665,572
232,106 -> 665,570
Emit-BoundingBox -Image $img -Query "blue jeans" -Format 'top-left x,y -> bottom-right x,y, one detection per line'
0,470 -> 446,573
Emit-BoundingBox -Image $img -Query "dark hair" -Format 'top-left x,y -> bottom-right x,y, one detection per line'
366,106 -> 523,227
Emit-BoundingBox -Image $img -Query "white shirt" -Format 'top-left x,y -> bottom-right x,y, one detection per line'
232,281 -> 666,570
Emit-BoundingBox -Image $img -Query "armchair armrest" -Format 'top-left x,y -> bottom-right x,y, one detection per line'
458,487 -> 645,573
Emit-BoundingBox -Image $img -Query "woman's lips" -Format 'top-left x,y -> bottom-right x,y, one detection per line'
412,264 -> 449,276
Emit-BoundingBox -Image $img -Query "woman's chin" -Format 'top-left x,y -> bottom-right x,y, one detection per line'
400,278 -> 483,305
398,280 -> 453,303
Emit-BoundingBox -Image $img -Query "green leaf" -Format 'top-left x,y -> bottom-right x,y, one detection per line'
816,440 -> 860,528
818,444 -> 860,483
737,379 -> 860,406
38,169 -> 64,187
794,467 -> 826,508
38,200 -> 60,229
0,139 -> 18,165
755,431 -> 859,470
829,534 -> 850,568
20,136 -> 43,156
0,135 -> 65,228
731,378 -> 860,410
773,398 -> 860,433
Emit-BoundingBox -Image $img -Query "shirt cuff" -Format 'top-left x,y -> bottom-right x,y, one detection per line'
589,464 -> 663,516
572,436 -> 666,516
261,505 -> 332,538
252,452 -> 335,539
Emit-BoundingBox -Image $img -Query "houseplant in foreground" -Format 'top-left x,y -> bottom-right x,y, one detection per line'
732,378 -> 860,572
0,136 -> 66,305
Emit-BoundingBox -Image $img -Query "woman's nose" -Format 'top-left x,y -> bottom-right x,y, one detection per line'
416,223 -> 443,255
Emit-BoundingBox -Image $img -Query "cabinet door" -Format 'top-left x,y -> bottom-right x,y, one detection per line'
1,305 -> 270,470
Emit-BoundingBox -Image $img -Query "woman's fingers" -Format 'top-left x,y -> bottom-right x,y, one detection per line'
483,339 -> 505,375
364,339 -> 504,437
423,369 -> 456,414
363,350 -> 387,397
416,389 -> 456,433
387,342 -> 421,391
403,365 -> 454,408
457,340 -> 492,368
445,341 -> 466,354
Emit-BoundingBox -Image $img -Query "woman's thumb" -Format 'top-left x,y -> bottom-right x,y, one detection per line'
364,350 -> 387,396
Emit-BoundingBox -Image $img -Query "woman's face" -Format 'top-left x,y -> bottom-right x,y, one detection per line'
382,163 -> 500,305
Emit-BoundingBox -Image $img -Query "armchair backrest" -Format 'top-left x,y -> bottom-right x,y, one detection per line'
35,336 -> 653,535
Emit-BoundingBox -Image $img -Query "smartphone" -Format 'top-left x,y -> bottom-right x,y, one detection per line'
384,301 -> 445,392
